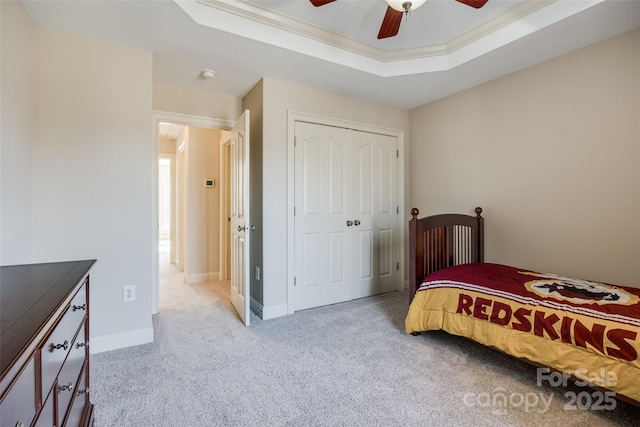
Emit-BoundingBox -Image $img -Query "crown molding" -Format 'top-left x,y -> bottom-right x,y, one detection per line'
179,0 -> 603,76
445,0 -> 553,55
196,0 -> 400,61
196,0 -> 553,62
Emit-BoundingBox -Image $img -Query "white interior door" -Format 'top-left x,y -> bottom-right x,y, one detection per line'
351,130 -> 398,299
294,122 -> 398,311
294,122 -> 352,310
230,110 -> 251,325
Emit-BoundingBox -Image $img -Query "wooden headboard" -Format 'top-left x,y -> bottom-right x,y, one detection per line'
408,207 -> 484,303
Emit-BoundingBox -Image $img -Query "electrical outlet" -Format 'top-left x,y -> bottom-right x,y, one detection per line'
123,285 -> 136,302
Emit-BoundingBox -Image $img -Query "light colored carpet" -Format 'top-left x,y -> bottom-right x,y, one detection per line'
90,261 -> 640,426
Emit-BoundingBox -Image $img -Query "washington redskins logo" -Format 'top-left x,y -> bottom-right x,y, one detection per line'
521,271 -> 639,306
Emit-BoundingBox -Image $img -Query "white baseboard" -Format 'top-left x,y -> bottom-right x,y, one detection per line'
184,271 -> 219,284
249,298 -> 289,320
90,327 -> 154,354
261,302 -> 289,320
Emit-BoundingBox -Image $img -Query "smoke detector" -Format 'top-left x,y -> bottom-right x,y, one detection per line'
201,69 -> 216,80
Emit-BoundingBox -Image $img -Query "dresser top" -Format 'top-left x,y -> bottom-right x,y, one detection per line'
1,260 -> 96,375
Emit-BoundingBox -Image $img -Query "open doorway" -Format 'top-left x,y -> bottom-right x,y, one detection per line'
152,112 -> 235,315
157,123 -> 230,277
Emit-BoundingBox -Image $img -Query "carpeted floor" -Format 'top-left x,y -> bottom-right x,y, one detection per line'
90,260 -> 640,426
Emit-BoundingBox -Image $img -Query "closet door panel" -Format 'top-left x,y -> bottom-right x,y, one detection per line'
352,131 -> 398,299
294,122 -> 352,310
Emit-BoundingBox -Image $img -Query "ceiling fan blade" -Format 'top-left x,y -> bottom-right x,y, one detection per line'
377,5 -> 403,39
310,0 -> 337,6
455,0 -> 489,9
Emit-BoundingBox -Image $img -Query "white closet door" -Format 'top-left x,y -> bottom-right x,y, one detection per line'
294,122 -> 398,311
294,122 -> 352,310
351,130 -> 399,299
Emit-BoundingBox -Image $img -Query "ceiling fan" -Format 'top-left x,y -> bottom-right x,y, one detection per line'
310,0 -> 489,39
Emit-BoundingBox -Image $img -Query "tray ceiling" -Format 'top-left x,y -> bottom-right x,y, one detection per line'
22,0 -> 640,109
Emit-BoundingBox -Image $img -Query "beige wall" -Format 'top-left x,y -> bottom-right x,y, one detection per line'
185,127 -> 221,282
409,29 -> 640,288
1,3 -> 155,352
1,1 -> 36,264
159,137 -> 176,154
29,29 -> 154,349
260,77 -> 410,313
153,82 -> 242,122
176,128 -> 187,272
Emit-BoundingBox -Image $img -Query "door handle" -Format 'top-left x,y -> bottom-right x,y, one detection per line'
238,225 -> 256,232
354,220 -> 361,226
346,221 -> 353,227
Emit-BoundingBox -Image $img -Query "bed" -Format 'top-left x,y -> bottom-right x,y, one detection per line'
405,207 -> 640,405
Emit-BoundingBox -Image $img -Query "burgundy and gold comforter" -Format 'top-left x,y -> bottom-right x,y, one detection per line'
405,263 -> 640,402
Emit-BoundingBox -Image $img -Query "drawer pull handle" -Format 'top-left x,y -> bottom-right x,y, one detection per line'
59,382 -> 74,392
16,422 -> 25,427
73,303 -> 87,311
77,388 -> 89,396
77,341 -> 89,348
53,340 -> 69,351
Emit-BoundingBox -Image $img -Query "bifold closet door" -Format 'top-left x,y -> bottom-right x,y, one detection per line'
294,122 -> 352,310
294,121 -> 398,311
351,130 -> 398,300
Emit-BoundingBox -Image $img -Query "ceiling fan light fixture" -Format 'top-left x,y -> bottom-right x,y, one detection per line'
385,0 -> 426,12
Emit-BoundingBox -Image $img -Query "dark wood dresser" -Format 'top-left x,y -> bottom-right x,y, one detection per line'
1,260 -> 96,427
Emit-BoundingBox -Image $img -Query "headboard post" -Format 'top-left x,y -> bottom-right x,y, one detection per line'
408,208 -> 424,304
475,207 -> 484,262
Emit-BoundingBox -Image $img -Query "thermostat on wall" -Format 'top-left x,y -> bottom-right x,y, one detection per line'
205,179 -> 215,188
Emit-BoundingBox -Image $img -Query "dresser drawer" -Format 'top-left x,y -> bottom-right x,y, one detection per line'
33,391 -> 54,427
56,323 -> 86,427
40,283 -> 86,402
0,356 -> 36,427
65,367 -> 88,427
69,281 -> 88,317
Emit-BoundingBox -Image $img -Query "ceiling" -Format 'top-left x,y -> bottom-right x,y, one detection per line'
158,122 -> 184,140
22,0 -> 640,109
